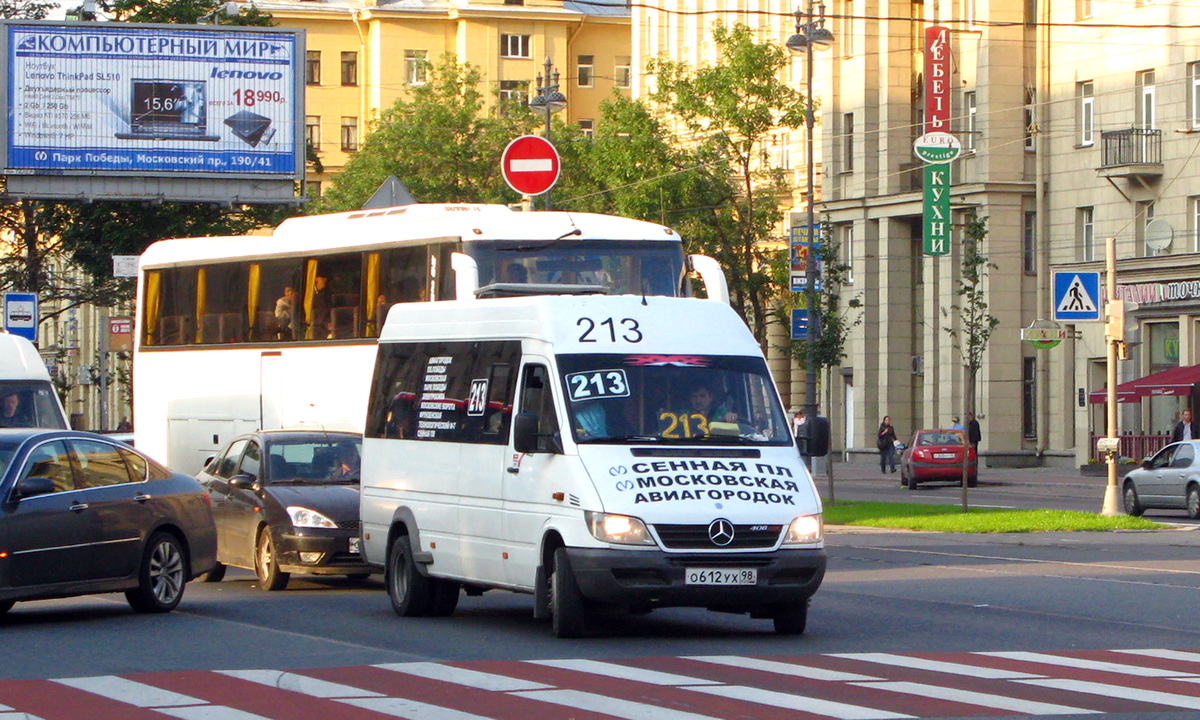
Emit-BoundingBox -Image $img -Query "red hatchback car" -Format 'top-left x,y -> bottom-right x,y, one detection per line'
900,429 -> 977,489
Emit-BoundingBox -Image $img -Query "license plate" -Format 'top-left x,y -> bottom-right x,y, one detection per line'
685,568 -> 757,585
349,537 -> 361,554
933,452 -> 956,459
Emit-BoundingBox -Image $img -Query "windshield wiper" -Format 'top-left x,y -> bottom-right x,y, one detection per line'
577,435 -> 660,444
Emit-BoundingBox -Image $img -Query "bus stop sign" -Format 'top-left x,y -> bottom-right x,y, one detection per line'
3,293 -> 37,342
501,135 -> 560,196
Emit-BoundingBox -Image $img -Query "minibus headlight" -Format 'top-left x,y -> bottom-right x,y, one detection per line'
287,506 -> 338,529
784,514 -> 823,545
585,511 -> 655,545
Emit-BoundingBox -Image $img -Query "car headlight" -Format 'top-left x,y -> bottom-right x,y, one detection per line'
287,506 -> 338,529
783,514 -> 823,545
585,511 -> 655,545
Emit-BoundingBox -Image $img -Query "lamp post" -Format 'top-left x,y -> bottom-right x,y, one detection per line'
528,57 -> 567,210
786,2 -> 834,433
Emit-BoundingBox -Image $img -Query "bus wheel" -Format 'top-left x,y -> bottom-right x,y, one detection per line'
387,535 -> 433,617
771,601 -> 808,635
550,548 -> 588,638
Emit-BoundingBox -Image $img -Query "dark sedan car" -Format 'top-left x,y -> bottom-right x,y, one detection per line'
196,430 -> 372,591
1123,440 -> 1200,518
900,429 -> 978,489
0,428 -> 216,614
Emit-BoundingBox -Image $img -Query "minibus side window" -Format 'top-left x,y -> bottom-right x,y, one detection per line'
519,364 -> 561,454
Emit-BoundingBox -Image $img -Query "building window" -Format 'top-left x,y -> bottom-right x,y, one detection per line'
305,115 -> 320,151
578,119 -> 594,138
1024,87 -> 1036,151
305,50 -> 321,85
341,51 -> 358,86
1137,70 -> 1156,129
1023,210 -> 1037,275
1190,196 -> 1200,252
1022,357 -> 1036,439
1138,200 -> 1157,256
615,57 -> 631,88
964,91 -> 977,151
842,224 -> 854,285
405,50 -> 428,85
1077,81 -> 1093,146
1190,63 -> 1200,129
1079,206 -> 1095,262
842,0 -> 855,57
340,117 -> 358,152
577,55 -> 594,88
500,34 -> 531,59
499,80 -> 527,106
504,0 -> 523,4
841,112 -> 854,172
1076,0 -> 1092,20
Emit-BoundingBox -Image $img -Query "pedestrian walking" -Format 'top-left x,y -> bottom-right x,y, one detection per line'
1171,409 -> 1194,443
877,416 -> 898,474
967,412 -> 981,452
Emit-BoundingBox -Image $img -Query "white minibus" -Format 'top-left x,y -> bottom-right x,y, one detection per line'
360,293 -> 825,637
0,332 -> 68,429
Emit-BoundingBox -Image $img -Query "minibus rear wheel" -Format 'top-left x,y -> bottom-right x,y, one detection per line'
388,535 -> 433,617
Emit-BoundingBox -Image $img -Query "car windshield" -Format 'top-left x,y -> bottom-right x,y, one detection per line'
0,381 -> 66,430
556,353 -> 791,446
466,240 -> 686,297
267,438 -> 362,483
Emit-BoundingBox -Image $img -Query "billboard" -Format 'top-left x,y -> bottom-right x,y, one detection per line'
1,21 -> 304,203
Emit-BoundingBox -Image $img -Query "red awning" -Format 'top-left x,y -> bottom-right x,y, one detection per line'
1089,363 -> 1200,404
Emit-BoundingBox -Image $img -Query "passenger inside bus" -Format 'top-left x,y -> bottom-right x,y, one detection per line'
505,263 -> 529,283
309,275 -> 332,339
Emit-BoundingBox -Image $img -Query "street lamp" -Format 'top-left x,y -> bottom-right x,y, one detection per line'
786,2 -> 833,432
528,57 -> 567,210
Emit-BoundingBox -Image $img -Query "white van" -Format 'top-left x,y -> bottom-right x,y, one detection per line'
360,294 -> 825,636
0,332 -> 68,429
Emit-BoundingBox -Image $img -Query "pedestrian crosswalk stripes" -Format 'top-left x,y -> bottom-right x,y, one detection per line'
7,649 -> 1200,719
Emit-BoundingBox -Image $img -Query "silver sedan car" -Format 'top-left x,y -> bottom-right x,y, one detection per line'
1123,440 -> 1200,518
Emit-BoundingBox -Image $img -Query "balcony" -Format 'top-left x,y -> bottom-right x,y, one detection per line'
1098,128 -> 1163,180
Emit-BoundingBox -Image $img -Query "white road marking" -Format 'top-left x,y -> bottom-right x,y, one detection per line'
376,662 -> 551,691
831,652 -> 1043,679
688,684 -> 914,719
1020,678 -> 1200,710
526,659 -> 721,686
852,680 -> 1095,715
157,707 -> 275,720
341,696 -> 496,720
218,669 -> 384,698
1115,648 -> 1200,664
685,655 -> 881,682
513,688 -> 721,720
52,676 -> 205,707
981,651 -> 1193,677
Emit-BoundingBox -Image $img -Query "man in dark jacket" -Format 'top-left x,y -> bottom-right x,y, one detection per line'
967,412 -> 981,452
1171,409 -> 1194,443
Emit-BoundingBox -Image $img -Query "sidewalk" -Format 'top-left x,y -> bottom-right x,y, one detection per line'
814,458 -> 1098,489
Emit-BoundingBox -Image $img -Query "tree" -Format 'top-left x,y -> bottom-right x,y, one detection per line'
314,55 -> 537,211
943,209 -> 999,510
0,0 -> 56,19
98,0 -> 272,25
644,23 -> 807,347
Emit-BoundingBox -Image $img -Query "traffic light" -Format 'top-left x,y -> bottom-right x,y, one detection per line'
1105,299 -> 1126,342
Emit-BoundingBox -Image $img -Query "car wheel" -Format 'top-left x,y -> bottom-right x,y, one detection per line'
967,474 -> 978,488
772,601 -> 808,635
1188,486 -> 1200,520
387,535 -> 433,617
899,468 -> 908,488
1123,482 -> 1144,517
907,476 -> 918,490
199,561 -> 226,583
255,528 -> 290,591
429,579 -> 460,617
125,531 -> 187,613
550,547 -> 588,638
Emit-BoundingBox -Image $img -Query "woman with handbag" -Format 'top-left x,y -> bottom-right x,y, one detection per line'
877,416 -> 898,474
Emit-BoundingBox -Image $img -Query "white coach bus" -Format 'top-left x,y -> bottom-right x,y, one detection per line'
133,203 -> 726,473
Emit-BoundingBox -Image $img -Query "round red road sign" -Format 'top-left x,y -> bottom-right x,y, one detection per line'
501,135 -> 561,196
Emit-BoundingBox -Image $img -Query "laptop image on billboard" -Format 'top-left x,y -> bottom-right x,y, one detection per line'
114,79 -> 221,142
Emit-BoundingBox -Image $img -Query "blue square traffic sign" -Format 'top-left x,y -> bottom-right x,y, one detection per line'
1052,272 -> 1101,322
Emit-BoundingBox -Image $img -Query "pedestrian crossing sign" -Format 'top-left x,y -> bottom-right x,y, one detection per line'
1052,271 -> 1101,321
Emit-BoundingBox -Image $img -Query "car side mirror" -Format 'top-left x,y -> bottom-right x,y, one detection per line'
1142,459 -> 1153,470
228,474 -> 257,490
16,476 -> 56,498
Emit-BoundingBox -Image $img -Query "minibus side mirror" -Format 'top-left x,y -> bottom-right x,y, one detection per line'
804,416 -> 831,458
513,412 -> 539,454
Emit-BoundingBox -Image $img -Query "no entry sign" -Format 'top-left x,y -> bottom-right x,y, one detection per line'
502,135 -> 560,196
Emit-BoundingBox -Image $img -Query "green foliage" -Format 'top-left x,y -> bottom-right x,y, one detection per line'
99,0 -> 273,25
645,23 -> 806,345
943,209 -> 1000,415
823,501 -> 1164,532
0,0 -> 57,19
314,55 -> 536,211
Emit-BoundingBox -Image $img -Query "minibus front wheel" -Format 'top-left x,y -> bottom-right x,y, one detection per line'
388,535 -> 434,617
550,548 -> 589,638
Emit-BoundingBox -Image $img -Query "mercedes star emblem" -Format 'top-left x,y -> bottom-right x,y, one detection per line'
708,518 -> 735,547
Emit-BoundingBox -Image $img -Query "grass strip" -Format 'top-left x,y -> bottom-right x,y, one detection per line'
823,501 -> 1166,533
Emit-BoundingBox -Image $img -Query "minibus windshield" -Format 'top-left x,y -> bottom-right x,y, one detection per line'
466,240 -> 687,297
556,354 -> 791,445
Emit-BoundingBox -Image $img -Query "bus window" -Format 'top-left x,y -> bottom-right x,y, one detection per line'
253,259 -> 307,341
197,263 -> 248,344
146,268 -> 198,346
304,253 -> 363,340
